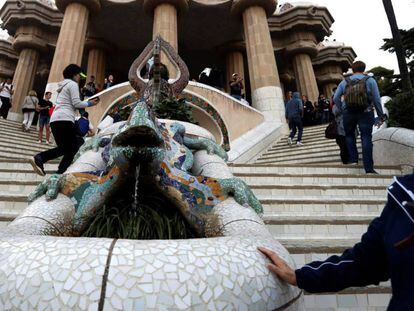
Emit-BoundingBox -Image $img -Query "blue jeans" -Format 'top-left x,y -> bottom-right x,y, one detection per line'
289,116 -> 303,142
343,111 -> 375,172
321,110 -> 330,124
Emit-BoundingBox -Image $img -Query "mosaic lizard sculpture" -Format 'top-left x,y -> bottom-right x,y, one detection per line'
28,36 -> 262,237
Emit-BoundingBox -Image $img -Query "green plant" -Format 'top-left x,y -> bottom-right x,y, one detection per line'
385,90 -> 414,130
153,97 -> 196,124
82,180 -> 196,240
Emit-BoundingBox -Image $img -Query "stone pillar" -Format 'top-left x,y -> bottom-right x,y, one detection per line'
47,0 -> 100,92
10,25 -> 47,120
232,0 -> 285,122
85,38 -> 108,90
291,53 -> 319,103
322,82 -> 337,100
144,0 -> 188,78
226,51 -> 245,93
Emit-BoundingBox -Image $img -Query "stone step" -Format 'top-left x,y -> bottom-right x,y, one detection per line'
0,169 -> 54,181
257,149 -> 351,162
260,145 -> 362,160
0,145 -> 45,158
0,159 -> 59,171
0,135 -> 54,150
250,184 -> 387,198
230,163 -> 402,175
0,122 -> 40,139
0,139 -> 52,154
268,140 -> 350,153
304,292 -> 391,310
256,155 -> 361,165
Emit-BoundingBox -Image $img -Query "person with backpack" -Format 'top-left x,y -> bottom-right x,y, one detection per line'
30,64 -> 100,176
333,61 -> 386,174
285,91 -> 304,146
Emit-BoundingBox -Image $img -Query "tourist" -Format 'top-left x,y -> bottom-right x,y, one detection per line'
229,73 -> 244,100
21,90 -> 38,132
285,91 -> 304,146
285,91 -> 293,106
103,74 -> 114,89
332,100 -> 349,164
76,111 -> 95,139
333,61 -> 386,174
0,78 -> 14,119
30,64 -> 100,176
258,174 -> 414,310
318,94 -> 330,124
37,91 -> 53,144
302,95 -> 314,126
82,75 -> 97,99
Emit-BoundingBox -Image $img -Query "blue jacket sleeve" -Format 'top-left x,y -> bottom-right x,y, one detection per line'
333,80 -> 346,107
295,205 -> 390,293
366,78 -> 384,117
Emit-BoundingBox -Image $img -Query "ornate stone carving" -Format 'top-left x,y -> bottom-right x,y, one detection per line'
55,0 -> 101,13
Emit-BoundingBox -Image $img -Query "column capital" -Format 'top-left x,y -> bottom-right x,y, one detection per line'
143,0 -> 189,14
231,0 -> 277,17
285,41 -> 318,58
12,26 -> 48,53
84,38 -> 110,52
217,41 -> 246,55
55,0 -> 101,14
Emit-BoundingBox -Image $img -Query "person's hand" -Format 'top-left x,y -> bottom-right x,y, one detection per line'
89,97 -> 100,106
258,247 -> 297,286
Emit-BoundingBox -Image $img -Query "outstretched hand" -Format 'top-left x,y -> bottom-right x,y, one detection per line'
258,247 -> 297,286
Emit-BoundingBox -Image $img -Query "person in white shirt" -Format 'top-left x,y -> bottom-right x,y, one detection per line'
0,78 -> 14,119
21,90 -> 39,132
30,64 -> 99,176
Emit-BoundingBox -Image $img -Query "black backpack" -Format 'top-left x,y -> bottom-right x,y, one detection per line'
344,76 -> 371,111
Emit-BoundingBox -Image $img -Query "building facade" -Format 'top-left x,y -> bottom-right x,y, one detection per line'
0,0 -> 356,121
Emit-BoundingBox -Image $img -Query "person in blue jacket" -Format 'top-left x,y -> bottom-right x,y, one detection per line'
259,174 -> 414,310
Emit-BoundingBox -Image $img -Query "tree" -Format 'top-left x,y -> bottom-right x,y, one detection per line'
382,0 -> 412,90
368,66 -> 400,97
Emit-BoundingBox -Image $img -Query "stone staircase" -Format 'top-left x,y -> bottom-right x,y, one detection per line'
230,124 -> 399,310
0,119 -> 397,309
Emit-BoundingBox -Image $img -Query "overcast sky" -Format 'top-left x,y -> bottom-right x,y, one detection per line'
0,0 -> 413,73
279,0 -> 414,73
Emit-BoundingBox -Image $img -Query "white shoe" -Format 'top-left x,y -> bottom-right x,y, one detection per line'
45,141 -> 50,145
297,141 -> 303,146
288,137 -> 293,145
38,140 -> 42,144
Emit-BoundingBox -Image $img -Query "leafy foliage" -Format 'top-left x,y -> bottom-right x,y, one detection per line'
82,178 -> 196,240
381,28 -> 414,58
153,97 -> 196,124
385,90 -> 414,130
368,66 -> 401,97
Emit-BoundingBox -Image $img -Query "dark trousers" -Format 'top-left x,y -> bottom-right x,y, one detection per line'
336,135 -> 350,164
343,111 -> 375,172
289,116 -> 303,142
37,121 -> 83,174
0,97 -> 11,119
321,110 -> 330,124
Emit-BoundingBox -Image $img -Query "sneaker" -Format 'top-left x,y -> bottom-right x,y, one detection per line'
45,141 -> 50,145
366,170 -> 379,175
346,162 -> 358,166
288,137 -> 293,145
29,155 -> 45,176
38,140 -> 42,144
296,141 -> 303,146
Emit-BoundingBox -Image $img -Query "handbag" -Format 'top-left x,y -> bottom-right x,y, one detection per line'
325,120 -> 338,139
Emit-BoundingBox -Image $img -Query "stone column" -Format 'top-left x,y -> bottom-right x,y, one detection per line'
291,53 -> 319,103
47,0 -> 100,92
85,38 -> 108,90
10,25 -> 47,120
322,82 -> 337,100
144,0 -> 188,77
232,0 -> 285,122
226,51 -> 245,93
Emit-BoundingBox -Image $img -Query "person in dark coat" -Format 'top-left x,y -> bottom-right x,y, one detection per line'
302,95 -> 314,126
285,91 -> 304,146
259,174 -> 414,311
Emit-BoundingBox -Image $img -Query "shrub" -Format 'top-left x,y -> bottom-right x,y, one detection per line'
386,90 -> 414,130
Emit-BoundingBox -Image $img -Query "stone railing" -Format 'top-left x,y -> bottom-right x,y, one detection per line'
373,127 -> 414,174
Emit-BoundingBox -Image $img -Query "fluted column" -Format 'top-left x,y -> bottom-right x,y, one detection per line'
322,82 -> 337,100
144,0 -> 188,78
10,25 -> 47,119
232,0 -> 285,122
47,0 -> 100,86
292,53 -> 319,103
85,38 -> 108,90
